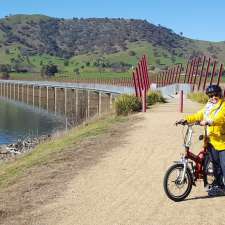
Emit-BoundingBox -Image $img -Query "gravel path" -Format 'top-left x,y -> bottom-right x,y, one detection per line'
2,95 -> 225,225
31,96 -> 225,225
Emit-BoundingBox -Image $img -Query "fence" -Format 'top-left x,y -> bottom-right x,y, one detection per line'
155,56 -> 224,93
131,55 -> 150,112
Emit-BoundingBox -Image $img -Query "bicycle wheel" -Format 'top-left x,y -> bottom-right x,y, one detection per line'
163,164 -> 192,202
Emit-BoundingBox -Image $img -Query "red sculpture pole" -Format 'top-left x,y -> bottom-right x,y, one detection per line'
217,63 -> 223,86
192,57 -> 201,91
180,90 -> 183,113
135,67 -> 142,97
177,64 -> 182,83
209,61 -> 217,85
187,59 -> 194,83
132,71 -> 138,97
197,56 -> 206,91
184,60 -> 190,83
202,57 -> 211,91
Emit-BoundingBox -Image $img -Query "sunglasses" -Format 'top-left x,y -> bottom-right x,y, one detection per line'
207,93 -> 220,98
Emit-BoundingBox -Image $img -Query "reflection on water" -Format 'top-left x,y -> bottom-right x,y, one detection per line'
0,98 -> 66,144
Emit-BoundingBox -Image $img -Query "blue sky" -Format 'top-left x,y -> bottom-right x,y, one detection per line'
1,0 -> 225,42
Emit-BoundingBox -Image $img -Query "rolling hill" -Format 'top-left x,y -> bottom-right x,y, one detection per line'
0,14 -> 225,78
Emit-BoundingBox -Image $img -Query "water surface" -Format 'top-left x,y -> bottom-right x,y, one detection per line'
0,98 -> 66,144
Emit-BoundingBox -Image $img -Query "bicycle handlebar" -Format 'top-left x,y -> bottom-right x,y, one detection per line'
175,120 -> 200,126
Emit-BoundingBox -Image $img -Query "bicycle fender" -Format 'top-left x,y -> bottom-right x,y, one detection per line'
172,162 -> 196,186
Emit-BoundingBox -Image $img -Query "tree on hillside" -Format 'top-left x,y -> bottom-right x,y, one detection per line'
74,68 -> 80,76
1,71 -> 10,79
64,60 -> 69,66
41,64 -> 58,77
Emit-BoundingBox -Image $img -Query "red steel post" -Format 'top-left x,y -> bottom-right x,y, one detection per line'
174,65 -> 179,83
160,72 -> 163,87
190,58 -> 197,84
161,71 -> 165,86
168,68 -> 172,84
169,68 -> 173,85
202,58 -> 211,91
142,88 -> 147,112
135,68 -> 142,97
187,59 -> 194,83
209,61 -> 217,85
197,56 -> 206,91
217,63 -> 223,86
141,59 -> 148,90
137,63 -> 144,91
180,90 -> 183,113
169,68 -> 173,84
192,57 -> 201,91
132,71 -> 138,97
171,66 -> 176,84
145,55 -> 150,88
177,64 -> 183,83
171,67 -> 176,84
184,60 -> 190,83
166,69 -> 171,85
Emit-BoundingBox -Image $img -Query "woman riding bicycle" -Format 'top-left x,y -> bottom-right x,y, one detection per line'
179,84 -> 225,196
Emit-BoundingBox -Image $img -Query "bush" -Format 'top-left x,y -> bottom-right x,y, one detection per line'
147,91 -> 166,105
41,64 -> 58,77
187,92 -> 208,104
1,71 -> 10,79
114,94 -> 141,116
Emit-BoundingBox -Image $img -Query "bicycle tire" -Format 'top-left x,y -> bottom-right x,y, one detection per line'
163,164 -> 192,202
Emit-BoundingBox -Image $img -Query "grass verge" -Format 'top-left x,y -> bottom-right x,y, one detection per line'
0,115 -> 128,188
187,92 -> 209,104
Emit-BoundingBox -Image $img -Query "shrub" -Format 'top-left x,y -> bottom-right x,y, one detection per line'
187,92 -> 208,104
41,64 -> 58,77
1,71 -> 10,79
114,94 -> 141,116
147,90 -> 166,106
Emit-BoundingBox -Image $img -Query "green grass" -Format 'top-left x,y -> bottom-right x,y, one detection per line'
187,92 -> 209,104
0,115 -> 128,188
2,39 -> 225,82
1,41 -> 187,81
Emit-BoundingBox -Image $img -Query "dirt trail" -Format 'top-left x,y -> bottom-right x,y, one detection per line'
3,96 -> 225,225
31,96 -> 225,225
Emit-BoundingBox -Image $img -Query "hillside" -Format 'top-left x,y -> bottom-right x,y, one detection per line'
0,14 -> 225,78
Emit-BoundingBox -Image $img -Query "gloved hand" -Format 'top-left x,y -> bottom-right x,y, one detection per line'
175,119 -> 187,126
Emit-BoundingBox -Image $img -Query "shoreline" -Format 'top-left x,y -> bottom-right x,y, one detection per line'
0,134 -> 51,162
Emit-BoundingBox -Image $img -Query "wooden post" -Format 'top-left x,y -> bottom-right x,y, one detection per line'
14,83 -> 16,100
54,87 -> 57,115
27,85 -> 29,104
98,91 -> 102,115
18,84 -> 20,101
64,88 -> 67,116
39,86 -> 41,108
87,90 -> 90,118
75,89 -> 78,122
32,85 -> 35,107
46,86 -> 49,112
9,83 -> 12,99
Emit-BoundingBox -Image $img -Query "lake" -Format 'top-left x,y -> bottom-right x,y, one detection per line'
0,98 -> 66,144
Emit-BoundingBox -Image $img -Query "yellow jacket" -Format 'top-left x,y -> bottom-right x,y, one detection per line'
185,99 -> 225,150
